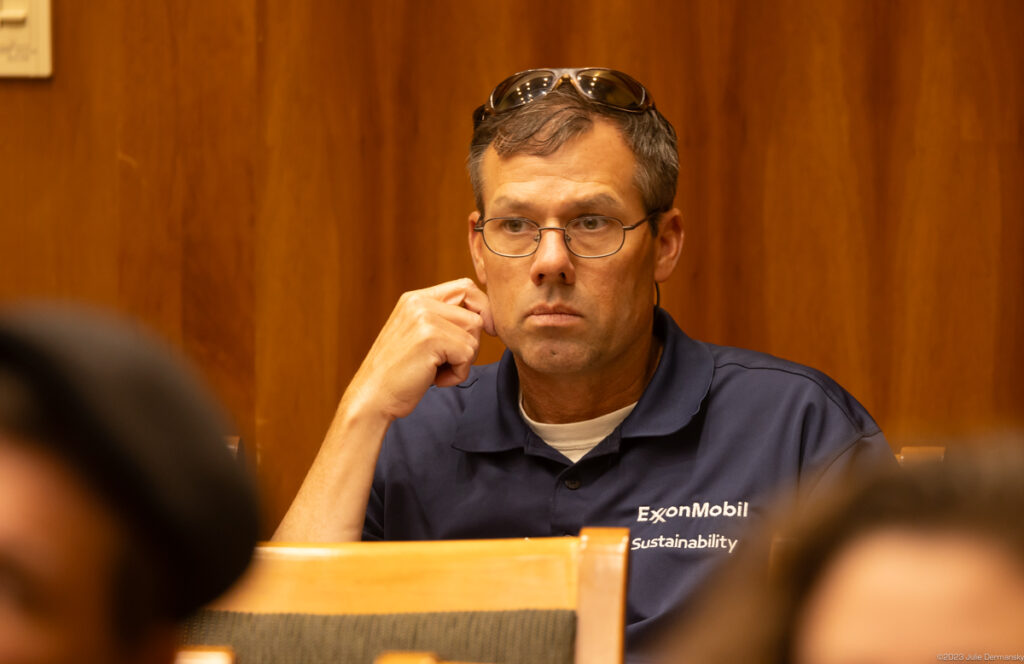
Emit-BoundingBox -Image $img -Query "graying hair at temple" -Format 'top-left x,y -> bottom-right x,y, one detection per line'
468,85 -> 680,232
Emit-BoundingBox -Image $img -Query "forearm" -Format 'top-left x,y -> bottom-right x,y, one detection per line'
272,397 -> 392,542
273,278 -> 493,542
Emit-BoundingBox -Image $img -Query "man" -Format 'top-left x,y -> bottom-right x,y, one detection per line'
0,305 -> 260,663
276,68 -> 893,655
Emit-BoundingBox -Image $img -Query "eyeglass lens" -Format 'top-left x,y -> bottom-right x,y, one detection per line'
491,69 -> 646,114
575,69 -> 647,110
482,217 -> 626,258
491,71 -> 558,113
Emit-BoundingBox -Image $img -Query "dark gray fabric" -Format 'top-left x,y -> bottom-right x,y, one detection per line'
182,609 -> 576,664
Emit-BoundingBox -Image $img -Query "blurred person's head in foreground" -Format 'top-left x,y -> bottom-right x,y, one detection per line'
0,304 -> 260,664
662,443 -> 1024,664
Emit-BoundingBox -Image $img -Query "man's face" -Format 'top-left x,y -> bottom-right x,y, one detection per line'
0,436 -> 127,664
468,119 -> 683,379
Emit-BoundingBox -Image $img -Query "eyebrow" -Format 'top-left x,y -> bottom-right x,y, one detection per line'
490,193 -> 623,216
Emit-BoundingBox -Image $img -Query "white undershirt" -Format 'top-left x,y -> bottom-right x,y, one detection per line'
519,397 -> 638,463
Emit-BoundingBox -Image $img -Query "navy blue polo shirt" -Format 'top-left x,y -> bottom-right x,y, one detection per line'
363,308 -> 892,652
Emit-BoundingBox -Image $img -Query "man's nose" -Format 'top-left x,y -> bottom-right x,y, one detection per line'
530,226 -> 576,285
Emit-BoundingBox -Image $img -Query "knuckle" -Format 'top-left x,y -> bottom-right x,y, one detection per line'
403,291 -> 434,314
415,317 -> 439,338
462,335 -> 480,357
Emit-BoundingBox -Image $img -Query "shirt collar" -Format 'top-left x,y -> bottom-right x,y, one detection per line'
451,351 -> 532,453
620,308 -> 714,438
451,308 -> 714,453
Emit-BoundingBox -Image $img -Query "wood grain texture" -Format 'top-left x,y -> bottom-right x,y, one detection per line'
0,0 -> 258,446
210,528 -> 628,664
1,0 -> 1021,531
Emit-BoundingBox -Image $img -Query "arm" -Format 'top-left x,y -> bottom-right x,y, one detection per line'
273,278 -> 495,542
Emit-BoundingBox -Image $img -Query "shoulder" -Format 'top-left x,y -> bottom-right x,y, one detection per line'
638,310 -> 879,443
680,341 -> 895,495
653,308 -> 863,411
704,343 -> 862,414
694,340 -> 884,443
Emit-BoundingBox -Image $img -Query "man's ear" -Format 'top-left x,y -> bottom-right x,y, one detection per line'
654,208 -> 685,283
467,210 -> 488,285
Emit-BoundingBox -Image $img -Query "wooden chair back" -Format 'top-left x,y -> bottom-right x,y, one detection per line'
175,646 -> 235,663
373,653 -> 486,664
194,527 -> 629,664
896,445 -> 946,466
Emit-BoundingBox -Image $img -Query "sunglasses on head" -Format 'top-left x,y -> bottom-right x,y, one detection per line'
473,68 -> 654,128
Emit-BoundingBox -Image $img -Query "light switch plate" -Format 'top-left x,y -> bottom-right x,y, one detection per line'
0,0 -> 52,78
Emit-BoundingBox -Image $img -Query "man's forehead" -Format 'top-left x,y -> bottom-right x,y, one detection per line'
480,120 -> 642,213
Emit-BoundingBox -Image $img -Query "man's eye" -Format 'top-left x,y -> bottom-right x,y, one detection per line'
498,219 -> 531,233
574,217 -> 611,232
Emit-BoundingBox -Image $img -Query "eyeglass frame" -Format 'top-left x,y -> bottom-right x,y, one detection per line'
473,212 -> 661,259
472,67 -> 654,129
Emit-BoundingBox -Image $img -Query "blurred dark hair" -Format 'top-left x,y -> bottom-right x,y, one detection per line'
661,443 -> 1024,663
468,84 -> 679,232
0,305 -> 260,648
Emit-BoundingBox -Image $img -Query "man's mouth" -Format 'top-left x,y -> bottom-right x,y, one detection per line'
526,304 -> 583,325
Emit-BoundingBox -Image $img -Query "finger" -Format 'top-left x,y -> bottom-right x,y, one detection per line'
430,278 -> 494,338
436,354 -> 474,387
434,364 -> 464,388
458,283 -> 496,337
415,282 -> 493,337
421,278 -> 479,305
422,278 -> 495,335
407,297 -> 482,341
433,330 -> 478,387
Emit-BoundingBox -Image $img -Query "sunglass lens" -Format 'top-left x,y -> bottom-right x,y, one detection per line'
576,69 -> 648,110
490,70 -> 558,113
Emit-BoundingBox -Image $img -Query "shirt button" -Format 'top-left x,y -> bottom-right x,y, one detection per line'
564,478 -> 582,490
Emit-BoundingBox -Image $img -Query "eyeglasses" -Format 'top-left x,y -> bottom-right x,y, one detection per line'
473,68 -> 654,129
474,213 -> 658,259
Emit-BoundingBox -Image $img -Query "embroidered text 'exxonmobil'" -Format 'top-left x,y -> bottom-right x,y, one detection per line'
636,500 -> 749,523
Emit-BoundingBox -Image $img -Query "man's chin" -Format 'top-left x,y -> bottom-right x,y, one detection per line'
512,340 -> 595,376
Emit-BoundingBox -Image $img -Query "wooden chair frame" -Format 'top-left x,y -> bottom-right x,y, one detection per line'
896,445 -> 946,466
207,527 -> 629,664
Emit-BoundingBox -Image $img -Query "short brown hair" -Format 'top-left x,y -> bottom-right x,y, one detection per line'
468,85 -> 679,233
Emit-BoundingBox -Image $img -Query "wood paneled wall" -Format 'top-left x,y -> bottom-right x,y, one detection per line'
2,0 -> 1021,532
